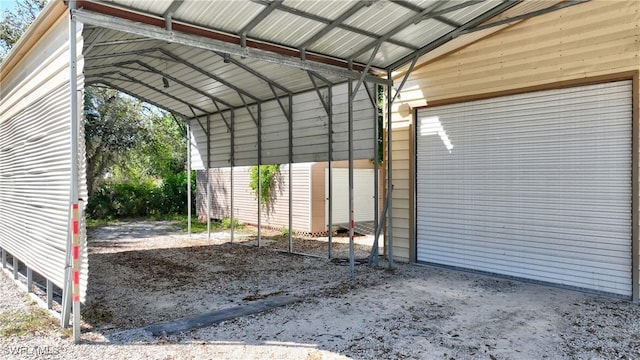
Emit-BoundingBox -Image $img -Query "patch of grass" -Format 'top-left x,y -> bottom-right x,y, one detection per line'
221,217 -> 243,230
86,216 -> 116,230
152,214 -> 211,233
0,308 -> 57,337
280,226 -> 290,237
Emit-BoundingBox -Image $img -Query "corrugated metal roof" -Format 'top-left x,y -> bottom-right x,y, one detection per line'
69,0 -> 587,118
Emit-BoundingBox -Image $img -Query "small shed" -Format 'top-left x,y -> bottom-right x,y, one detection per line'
197,160 -> 382,235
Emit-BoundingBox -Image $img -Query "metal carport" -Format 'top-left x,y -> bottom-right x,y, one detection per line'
0,0 -> 583,343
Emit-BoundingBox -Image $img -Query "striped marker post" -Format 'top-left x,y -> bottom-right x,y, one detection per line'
71,203 -> 80,343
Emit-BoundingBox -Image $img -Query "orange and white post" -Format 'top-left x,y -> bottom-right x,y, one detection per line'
71,203 -> 80,342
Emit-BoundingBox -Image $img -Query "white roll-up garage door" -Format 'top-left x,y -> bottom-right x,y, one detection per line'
416,81 -> 632,296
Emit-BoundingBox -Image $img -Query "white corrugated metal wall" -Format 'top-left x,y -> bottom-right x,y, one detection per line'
416,81 -> 632,296
190,82 -> 374,168
0,14 -> 88,300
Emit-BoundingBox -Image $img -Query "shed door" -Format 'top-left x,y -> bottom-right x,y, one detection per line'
416,81 -> 632,296
326,168 -> 376,225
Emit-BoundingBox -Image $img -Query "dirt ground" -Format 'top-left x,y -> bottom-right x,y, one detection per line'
2,220 -> 640,359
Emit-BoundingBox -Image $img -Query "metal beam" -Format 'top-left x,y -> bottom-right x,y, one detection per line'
270,84 -> 290,118
307,71 -> 331,114
83,28 -> 107,55
163,0 -> 184,17
288,94 -> 293,253
108,71 -> 211,115
257,103 -> 263,247
300,1 -> 373,50
86,80 -> 190,118
240,95 -> 259,127
251,0 -> 416,51
206,114 -> 211,241
240,0 -> 281,48
213,50 -> 292,94
350,42 -> 381,102
73,8 -> 391,86
386,70 -> 394,268
86,60 -> 234,109
156,49 -> 260,102
349,0 -> 480,61
90,37 -> 157,48
391,0 -> 461,27
186,118 -> 192,236
348,69 -> 355,278
457,0 -> 589,36
388,0 -> 522,70
163,0 -> 184,31
391,55 -> 419,104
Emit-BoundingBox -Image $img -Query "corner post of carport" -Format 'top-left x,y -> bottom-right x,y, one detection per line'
62,0 -> 82,344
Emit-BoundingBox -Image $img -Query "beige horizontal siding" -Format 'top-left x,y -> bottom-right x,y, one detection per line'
390,0 -> 640,264
197,164 -> 312,232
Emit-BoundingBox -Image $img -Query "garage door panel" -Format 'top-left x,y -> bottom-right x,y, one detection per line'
416,81 -> 632,296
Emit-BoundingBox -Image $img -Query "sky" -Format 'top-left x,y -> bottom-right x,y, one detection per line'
0,0 -> 17,12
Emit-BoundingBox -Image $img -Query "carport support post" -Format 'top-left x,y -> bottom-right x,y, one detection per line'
64,0 -> 81,343
373,83 -> 380,265
257,103 -> 262,247
230,110 -> 235,244
328,86 -> 333,259
348,67 -> 355,278
386,70 -> 394,268
187,120 -> 192,236
206,116 -> 211,240
288,95 -> 293,253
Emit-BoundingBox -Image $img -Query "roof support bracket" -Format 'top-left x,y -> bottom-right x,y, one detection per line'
270,84 -> 291,121
189,106 -> 208,137
391,54 -> 419,104
211,100 -> 231,131
350,41 -> 381,102
307,71 -> 332,115
240,94 -> 259,127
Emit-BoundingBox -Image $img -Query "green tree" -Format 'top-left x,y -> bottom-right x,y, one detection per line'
0,0 -> 46,62
84,86 -> 151,195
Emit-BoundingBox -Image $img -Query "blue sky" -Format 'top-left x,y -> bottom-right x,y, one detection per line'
0,1 -> 17,12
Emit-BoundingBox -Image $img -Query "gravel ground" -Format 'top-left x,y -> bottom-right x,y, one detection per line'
1,220 -> 640,359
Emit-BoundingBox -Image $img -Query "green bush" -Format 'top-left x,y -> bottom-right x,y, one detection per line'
87,170 -> 196,219
248,164 -> 280,204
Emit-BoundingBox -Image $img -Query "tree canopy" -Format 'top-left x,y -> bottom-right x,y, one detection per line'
84,86 -> 187,195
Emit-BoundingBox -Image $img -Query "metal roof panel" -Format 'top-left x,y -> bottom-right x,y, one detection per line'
248,9 -> 326,48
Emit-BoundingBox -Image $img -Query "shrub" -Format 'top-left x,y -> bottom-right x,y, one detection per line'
87,170 -> 196,219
